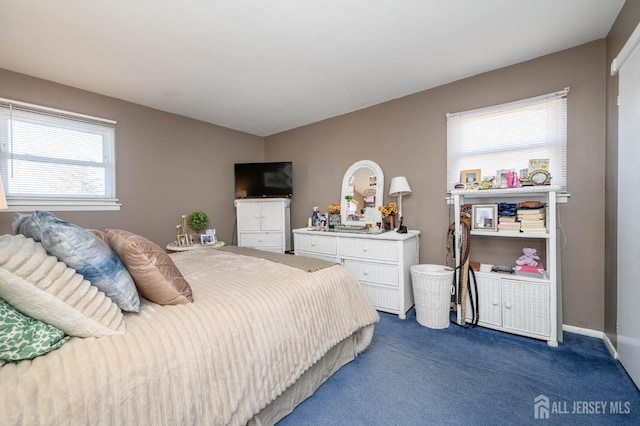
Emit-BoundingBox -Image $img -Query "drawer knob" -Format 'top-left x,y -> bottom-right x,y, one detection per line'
363,271 -> 368,276
505,303 -> 512,309
362,248 -> 368,252
492,300 -> 499,306
311,242 -> 316,247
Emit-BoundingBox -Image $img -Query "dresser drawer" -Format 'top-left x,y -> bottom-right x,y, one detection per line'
239,232 -> 282,247
295,251 -> 337,263
338,239 -> 398,262
294,234 -> 337,256
343,259 -> 399,287
360,283 -> 399,312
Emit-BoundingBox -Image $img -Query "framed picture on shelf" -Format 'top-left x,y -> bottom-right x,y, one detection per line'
460,169 -> 481,188
528,159 -> 549,174
200,234 -> 216,245
177,234 -> 189,247
472,204 -> 498,231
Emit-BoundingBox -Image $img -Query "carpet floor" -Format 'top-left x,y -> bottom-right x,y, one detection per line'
277,309 -> 640,425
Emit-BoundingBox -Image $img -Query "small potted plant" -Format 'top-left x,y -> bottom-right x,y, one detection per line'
188,210 -> 209,243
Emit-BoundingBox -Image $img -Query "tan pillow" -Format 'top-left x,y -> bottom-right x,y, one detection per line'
89,228 -> 108,243
0,234 -> 125,337
106,229 -> 193,305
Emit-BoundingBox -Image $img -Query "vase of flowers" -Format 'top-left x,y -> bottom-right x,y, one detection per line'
378,202 -> 398,230
328,202 -> 341,228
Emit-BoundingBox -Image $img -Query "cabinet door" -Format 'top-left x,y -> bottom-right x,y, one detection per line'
466,274 -> 502,327
259,202 -> 283,231
502,279 -> 549,337
238,203 -> 262,231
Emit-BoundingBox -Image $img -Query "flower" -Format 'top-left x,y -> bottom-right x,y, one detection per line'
378,202 -> 398,218
328,202 -> 341,214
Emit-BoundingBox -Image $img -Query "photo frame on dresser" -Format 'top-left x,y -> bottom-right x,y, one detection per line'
471,204 -> 498,231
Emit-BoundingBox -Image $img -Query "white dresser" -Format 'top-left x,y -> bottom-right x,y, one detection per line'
235,198 -> 291,253
293,228 -> 420,319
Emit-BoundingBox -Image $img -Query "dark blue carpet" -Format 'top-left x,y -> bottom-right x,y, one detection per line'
277,309 -> 640,425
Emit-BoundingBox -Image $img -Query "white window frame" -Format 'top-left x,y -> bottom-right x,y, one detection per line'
446,88 -> 569,193
0,98 -> 120,211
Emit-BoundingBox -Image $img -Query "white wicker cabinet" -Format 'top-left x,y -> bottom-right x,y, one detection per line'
235,198 -> 291,253
293,228 -> 420,319
450,187 -> 565,346
465,272 -> 551,338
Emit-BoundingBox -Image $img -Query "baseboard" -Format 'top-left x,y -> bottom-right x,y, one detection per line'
562,324 -> 619,359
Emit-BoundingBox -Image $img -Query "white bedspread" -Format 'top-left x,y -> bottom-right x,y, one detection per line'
0,248 -> 378,425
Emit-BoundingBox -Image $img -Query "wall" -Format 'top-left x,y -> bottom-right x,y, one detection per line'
266,41 -> 607,330
605,0 -> 640,348
0,68 -> 264,246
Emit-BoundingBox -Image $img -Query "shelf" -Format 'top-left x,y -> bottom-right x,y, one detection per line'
450,187 -> 561,346
471,230 -> 550,238
446,186 -> 570,203
476,269 -> 550,282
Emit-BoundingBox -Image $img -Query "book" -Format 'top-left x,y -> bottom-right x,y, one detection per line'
498,216 -> 517,223
498,224 -> 521,231
518,210 -> 545,216
520,221 -> 545,227
517,212 -> 546,219
514,264 -> 545,278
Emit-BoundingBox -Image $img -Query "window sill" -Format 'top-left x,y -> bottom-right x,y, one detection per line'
5,198 -> 121,212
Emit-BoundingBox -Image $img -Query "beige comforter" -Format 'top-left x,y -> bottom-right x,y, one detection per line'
0,248 -> 379,425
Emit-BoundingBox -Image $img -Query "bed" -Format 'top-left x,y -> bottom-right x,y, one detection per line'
0,212 -> 379,425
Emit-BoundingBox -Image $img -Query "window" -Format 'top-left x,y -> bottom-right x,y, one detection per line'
447,89 -> 568,192
0,98 -> 120,211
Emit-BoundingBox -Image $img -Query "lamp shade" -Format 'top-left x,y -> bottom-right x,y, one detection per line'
389,176 -> 412,196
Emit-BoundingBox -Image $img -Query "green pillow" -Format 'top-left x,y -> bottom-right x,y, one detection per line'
0,299 -> 69,362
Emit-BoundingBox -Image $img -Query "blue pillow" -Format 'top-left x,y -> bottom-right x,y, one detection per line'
13,211 -> 140,312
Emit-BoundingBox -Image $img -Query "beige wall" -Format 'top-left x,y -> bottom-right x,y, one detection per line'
0,37 -> 613,331
266,40 -> 607,330
0,68 -> 264,246
605,0 -> 640,347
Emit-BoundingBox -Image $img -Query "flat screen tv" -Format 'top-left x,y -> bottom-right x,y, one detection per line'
234,161 -> 293,199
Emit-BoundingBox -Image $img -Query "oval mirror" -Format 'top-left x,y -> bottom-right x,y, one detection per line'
341,160 -> 384,227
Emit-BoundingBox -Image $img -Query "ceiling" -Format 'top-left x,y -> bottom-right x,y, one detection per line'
0,0 -> 625,137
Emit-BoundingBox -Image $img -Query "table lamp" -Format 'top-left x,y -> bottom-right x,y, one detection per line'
389,176 -> 411,228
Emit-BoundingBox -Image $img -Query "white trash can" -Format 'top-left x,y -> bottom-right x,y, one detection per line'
410,264 -> 454,329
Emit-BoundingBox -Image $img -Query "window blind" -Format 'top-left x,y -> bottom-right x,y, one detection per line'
446,89 -> 568,192
0,98 -> 119,210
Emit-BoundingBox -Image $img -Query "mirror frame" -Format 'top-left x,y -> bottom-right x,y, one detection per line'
341,160 -> 384,227
530,169 -> 552,185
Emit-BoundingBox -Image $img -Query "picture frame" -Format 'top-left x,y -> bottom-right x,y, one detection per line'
528,158 -> 549,174
177,234 -> 189,247
200,234 -> 216,245
472,204 -> 498,231
460,169 -> 481,188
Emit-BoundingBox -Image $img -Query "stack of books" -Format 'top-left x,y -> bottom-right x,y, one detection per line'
517,207 -> 546,233
497,216 -> 521,233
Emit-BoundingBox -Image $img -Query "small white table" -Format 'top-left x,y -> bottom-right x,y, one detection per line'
166,241 -> 225,252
